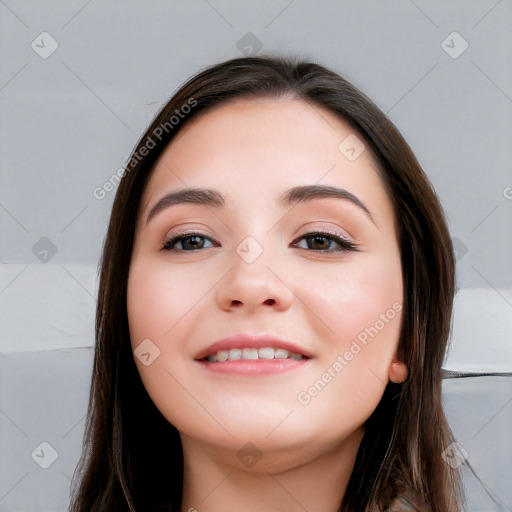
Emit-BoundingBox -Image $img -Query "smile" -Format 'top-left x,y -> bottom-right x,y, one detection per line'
195,333 -> 312,375
205,347 -> 305,362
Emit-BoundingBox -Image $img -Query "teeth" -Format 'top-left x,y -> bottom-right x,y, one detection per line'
242,348 -> 258,359
274,348 -> 289,359
206,347 -> 304,362
258,347 -> 274,359
229,348 -> 242,360
216,350 -> 229,362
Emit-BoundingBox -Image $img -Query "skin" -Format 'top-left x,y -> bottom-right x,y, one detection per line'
127,97 -> 408,512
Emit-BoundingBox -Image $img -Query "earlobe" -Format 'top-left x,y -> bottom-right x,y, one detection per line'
388,360 -> 408,383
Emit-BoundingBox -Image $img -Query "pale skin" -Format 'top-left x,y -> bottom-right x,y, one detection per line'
127,97 -> 408,512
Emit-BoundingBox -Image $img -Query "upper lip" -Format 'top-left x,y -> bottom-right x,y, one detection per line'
194,333 -> 313,360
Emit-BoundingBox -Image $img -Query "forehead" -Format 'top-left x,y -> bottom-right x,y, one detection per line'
140,98 -> 392,224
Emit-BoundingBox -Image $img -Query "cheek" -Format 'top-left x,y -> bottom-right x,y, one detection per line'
127,259 -> 206,346
295,252 -> 403,419
303,252 -> 402,352
344,257 -> 402,352
126,259 -> 210,429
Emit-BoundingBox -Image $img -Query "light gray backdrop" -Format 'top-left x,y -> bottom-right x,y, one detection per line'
0,1 -> 511,511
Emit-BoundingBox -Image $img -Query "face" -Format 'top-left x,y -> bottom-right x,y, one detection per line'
127,98 -> 403,469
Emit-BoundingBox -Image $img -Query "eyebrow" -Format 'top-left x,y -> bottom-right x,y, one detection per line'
145,188 -> 225,225
277,184 -> 376,226
145,184 -> 376,227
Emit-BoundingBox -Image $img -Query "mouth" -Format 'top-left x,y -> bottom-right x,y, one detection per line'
195,333 -> 312,375
205,347 -> 306,362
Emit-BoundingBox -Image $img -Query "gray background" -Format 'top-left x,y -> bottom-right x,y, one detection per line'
0,1 -> 511,511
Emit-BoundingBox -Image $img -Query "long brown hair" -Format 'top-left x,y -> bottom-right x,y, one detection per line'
69,55 -> 462,511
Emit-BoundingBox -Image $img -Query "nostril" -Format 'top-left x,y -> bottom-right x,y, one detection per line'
231,300 -> 243,307
263,298 -> 276,306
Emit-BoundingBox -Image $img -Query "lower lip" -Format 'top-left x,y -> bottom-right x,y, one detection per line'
197,358 -> 310,375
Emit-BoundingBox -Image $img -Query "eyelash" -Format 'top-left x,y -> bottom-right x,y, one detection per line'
162,231 -> 358,253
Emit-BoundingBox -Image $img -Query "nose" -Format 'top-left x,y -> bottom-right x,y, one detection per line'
215,245 -> 294,313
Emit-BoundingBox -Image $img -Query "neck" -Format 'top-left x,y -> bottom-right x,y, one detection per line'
180,429 -> 363,512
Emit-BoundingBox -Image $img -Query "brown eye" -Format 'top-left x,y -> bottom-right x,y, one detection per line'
293,232 -> 358,253
305,235 -> 331,250
163,234 -> 216,251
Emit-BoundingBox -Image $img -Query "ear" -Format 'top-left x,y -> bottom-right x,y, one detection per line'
388,359 -> 408,384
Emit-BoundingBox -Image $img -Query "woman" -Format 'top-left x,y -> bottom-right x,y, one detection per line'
69,56 -> 462,511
